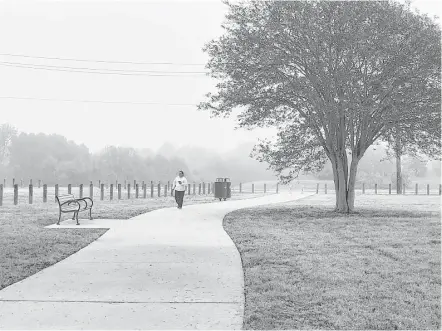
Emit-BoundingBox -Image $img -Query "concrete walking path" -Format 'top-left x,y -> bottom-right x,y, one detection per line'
0,192 -> 309,330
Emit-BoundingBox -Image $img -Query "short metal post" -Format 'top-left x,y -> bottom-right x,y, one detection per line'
389,184 -> 391,195
203,182 -> 206,195
29,183 -> 33,204
208,183 -> 211,195
151,181 -> 154,198
136,184 -> 139,199
13,184 -> 18,205
43,184 -> 47,203
110,184 -> 114,200
143,184 -> 147,198
375,184 -> 378,195
198,183 -> 201,195
68,184 -> 72,194
239,182 -> 242,193
0,184 -> 3,206
164,184 -> 167,197
101,184 -> 104,200
427,184 -> 430,195
157,183 -> 161,197
187,183 -> 191,195
415,183 -> 418,195
276,183 -> 279,194
118,184 -> 122,199
128,184 -> 131,199
79,184 -> 83,198
193,183 -> 196,195
362,183 -> 365,194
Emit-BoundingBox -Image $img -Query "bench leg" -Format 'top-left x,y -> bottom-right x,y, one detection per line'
57,210 -> 61,225
89,209 -> 93,220
76,212 -> 80,226
72,212 -> 76,220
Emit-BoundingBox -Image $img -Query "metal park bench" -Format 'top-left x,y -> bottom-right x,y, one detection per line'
55,194 -> 93,225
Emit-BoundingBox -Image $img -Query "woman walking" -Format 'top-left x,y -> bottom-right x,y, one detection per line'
172,170 -> 188,209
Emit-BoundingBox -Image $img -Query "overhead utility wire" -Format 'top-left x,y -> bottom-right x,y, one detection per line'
0,96 -> 198,106
0,62 -> 209,77
0,52 -> 206,66
0,61 -> 208,74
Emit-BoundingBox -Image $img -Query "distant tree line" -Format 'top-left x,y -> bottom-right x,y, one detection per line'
0,123 -> 277,185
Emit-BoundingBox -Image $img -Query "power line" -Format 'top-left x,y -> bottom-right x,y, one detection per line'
0,52 -> 206,66
0,96 -> 198,106
0,62 -> 209,77
0,61 -> 208,74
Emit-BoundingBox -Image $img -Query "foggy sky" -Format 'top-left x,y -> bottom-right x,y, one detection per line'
0,0 -> 439,153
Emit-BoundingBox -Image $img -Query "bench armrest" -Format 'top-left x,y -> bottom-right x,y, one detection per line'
60,199 -> 81,210
77,197 -> 93,209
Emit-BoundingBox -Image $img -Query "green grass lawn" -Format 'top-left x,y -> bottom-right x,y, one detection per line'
0,192 -> 266,291
223,194 -> 441,330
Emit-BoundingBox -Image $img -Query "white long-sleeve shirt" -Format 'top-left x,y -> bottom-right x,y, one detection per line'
173,176 -> 188,191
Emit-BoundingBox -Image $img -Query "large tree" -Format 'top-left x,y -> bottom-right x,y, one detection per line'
199,0 -> 440,212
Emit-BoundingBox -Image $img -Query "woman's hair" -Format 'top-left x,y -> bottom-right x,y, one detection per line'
179,170 -> 184,175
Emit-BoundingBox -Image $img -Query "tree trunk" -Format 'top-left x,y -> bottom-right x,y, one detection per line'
329,154 -> 358,213
396,152 -> 402,194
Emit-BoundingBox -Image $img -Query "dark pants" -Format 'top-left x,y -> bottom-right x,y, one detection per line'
175,190 -> 185,208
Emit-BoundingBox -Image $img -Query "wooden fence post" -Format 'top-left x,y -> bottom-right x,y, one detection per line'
252,183 -> 255,193
415,183 -> 418,195
128,184 -> 131,199
325,183 -> 327,194
68,184 -> 72,194
55,184 -> 59,201
143,184 -> 147,199
187,183 -> 191,195
168,181 -> 170,190
362,183 -> 365,194
90,181 -> 93,198
171,184 -> 174,197
157,183 -> 161,197
118,184 -> 122,200
389,183 -> 391,195
375,184 -> 378,194
110,184 -> 114,200
79,184 -> 83,198
0,184 -> 3,206
198,183 -> 201,195
151,181 -> 154,198
43,184 -> 47,203
29,183 -> 33,204
193,183 -> 196,195
164,184 -> 167,197
136,184 -> 139,199
14,184 -> 18,205
208,183 -> 211,195
202,182 -> 206,195
427,184 -> 430,195
316,183 -> 319,194
100,184 -> 104,200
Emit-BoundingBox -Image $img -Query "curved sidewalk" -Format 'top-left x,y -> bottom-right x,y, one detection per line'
0,192 -> 308,330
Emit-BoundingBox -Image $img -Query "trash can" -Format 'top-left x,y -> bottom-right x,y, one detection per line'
214,178 -> 231,201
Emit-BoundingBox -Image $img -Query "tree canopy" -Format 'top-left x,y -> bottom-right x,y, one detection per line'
199,0 -> 441,212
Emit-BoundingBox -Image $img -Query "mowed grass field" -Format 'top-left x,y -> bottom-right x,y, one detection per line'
0,191 -> 267,291
223,194 -> 441,330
